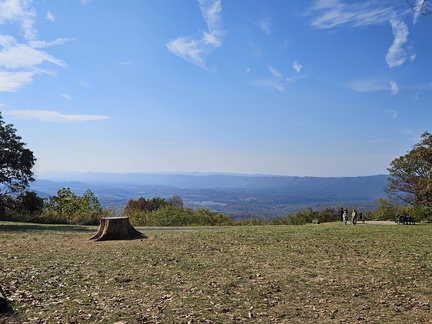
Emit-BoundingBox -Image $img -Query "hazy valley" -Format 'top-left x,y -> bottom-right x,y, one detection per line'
28,172 -> 389,218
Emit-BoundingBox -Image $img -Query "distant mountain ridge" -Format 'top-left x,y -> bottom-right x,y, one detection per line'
31,172 -> 389,217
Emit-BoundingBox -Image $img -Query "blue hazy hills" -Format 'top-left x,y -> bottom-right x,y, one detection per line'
31,172 -> 389,217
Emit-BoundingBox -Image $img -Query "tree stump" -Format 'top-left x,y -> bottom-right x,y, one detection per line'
0,286 -> 11,313
90,217 -> 146,241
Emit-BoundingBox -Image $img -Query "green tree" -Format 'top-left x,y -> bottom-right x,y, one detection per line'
386,131 -> 432,207
124,196 -> 185,225
81,189 -> 103,213
148,197 -> 168,211
0,113 -> 36,195
12,191 -> 44,217
0,190 -> 44,221
369,198 -> 400,221
43,188 -> 103,224
46,188 -> 81,220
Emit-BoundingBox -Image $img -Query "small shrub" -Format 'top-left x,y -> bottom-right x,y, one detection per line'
270,207 -> 338,225
126,205 -> 233,227
70,211 -> 102,225
369,198 -> 399,220
233,217 -> 267,226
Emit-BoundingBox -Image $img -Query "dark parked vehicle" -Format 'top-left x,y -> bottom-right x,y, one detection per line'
395,214 -> 415,225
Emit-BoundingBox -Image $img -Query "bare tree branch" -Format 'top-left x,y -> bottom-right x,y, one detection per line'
407,0 -> 432,15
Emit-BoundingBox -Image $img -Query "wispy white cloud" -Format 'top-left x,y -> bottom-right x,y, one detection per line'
389,80 -> 399,95
386,19 -> 409,68
249,16 -> 272,35
309,1 -> 413,69
167,37 -> 205,68
308,0 -> 395,29
0,0 -> 37,39
412,8 -> 421,25
251,78 -> 287,92
268,66 -> 282,79
347,78 -> 388,93
5,110 -> 109,123
0,1 -> 68,92
166,0 -> 224,70
384,109 -> 398,119
253,65 -> 304,92
0,35 -> 66,69
29,38 -> 70,48
46,11 -> 54,22
61,94 -> 72,100
0,71 -> 36,92
347,77 -> 400,94
293,60 -> 302,73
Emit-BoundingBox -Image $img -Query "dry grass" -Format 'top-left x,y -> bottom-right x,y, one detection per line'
0,222 -> 431,323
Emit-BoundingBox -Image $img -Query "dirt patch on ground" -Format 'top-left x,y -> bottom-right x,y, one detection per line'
360,220 -> 397,225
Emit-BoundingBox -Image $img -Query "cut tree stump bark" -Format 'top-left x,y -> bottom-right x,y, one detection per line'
90,217 -> 146,241
0,286 -> 11,313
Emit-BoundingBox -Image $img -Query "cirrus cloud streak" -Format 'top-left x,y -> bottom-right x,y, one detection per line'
5,110 -> 109,123
309,0 -> 395,29
308,1 -> 413,69
0,0 -> 68,92
385,19 -> 409,68
166,0 -> 224,70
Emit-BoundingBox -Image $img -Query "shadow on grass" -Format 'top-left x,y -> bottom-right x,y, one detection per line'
0,223 -> 225,233
0,224 -> 96,232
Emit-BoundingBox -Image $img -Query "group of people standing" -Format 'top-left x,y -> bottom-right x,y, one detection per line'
340,208 -> 362,225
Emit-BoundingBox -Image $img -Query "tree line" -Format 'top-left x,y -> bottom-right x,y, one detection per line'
0,189 -> 345,226
0,112 -> 432,226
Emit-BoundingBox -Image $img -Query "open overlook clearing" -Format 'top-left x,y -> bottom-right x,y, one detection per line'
0,222 -> 431,323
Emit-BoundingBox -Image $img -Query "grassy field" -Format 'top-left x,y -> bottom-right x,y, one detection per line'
0,221 -> 431,323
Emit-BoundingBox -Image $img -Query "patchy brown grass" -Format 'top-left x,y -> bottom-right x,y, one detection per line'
0,222 -> 431,323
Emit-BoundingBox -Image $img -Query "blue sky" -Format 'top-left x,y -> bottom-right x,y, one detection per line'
1,0 -> 431,177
